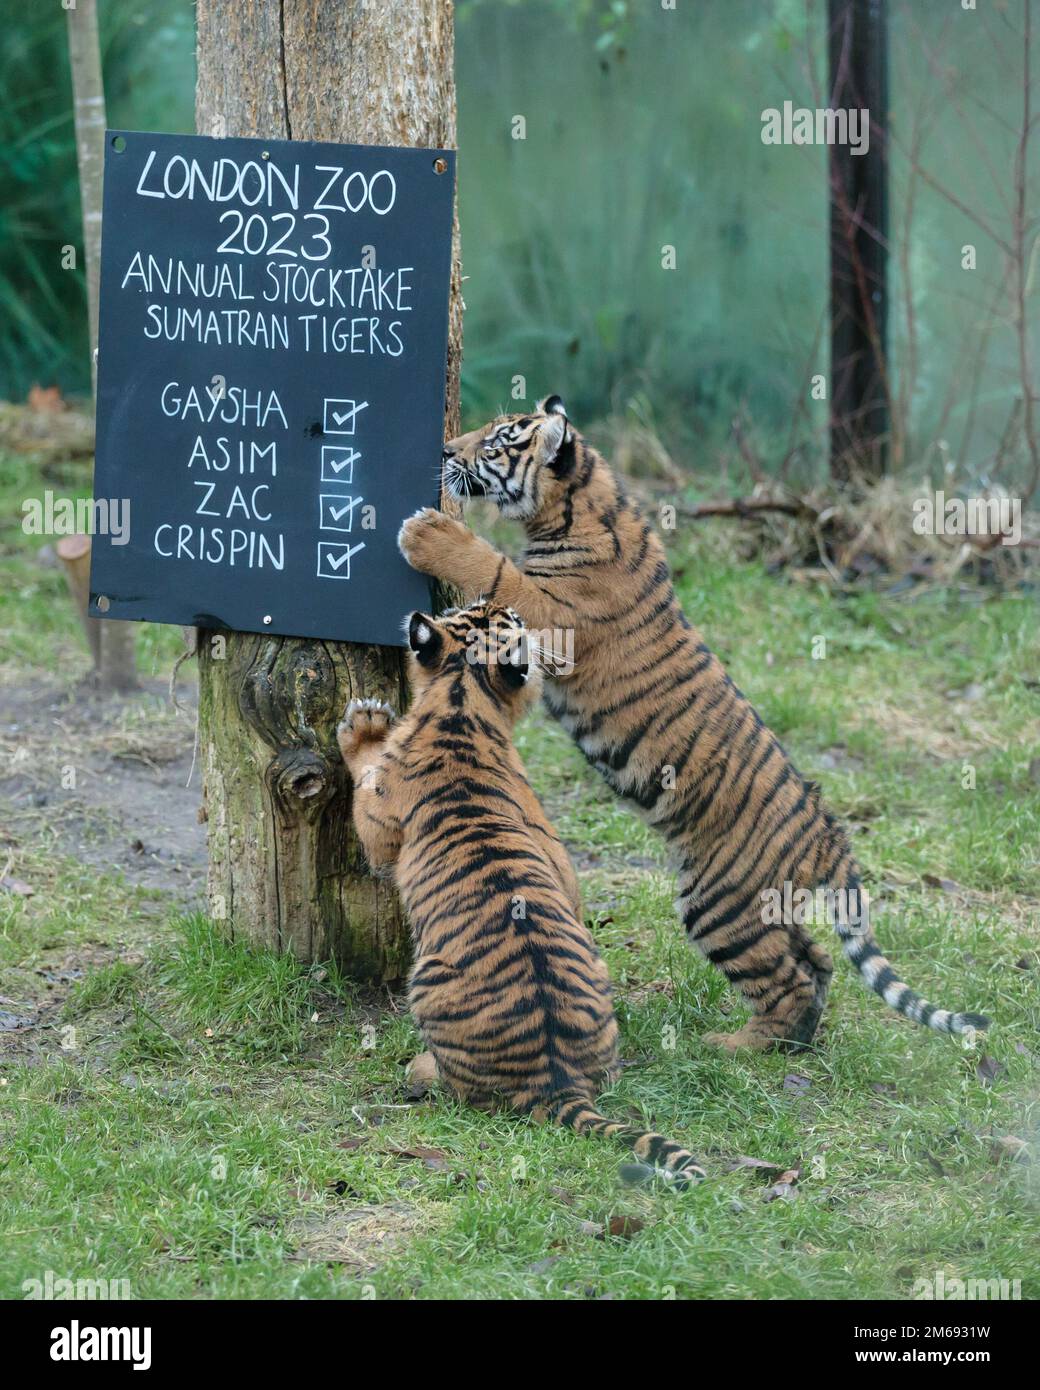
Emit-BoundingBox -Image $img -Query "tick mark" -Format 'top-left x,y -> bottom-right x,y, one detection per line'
323,398 -> 369,436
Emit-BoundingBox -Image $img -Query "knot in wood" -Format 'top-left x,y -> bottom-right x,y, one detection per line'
269,747 -> 336,820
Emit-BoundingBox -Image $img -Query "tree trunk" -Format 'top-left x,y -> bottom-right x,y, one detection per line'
195,0 -> 462,983
66,0 -> 104,401
828,0 -> 889,482
68,0 -> 140,694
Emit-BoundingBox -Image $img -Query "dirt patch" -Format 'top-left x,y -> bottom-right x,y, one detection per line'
289,1201 -> 428,1268
0,674 -> 205,904
849,695 -> 1028,760
0,940 -> 146,1067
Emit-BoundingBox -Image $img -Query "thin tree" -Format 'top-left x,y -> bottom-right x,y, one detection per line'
828,0 -> 890,483
66,0 -> 138,692
194,0 -> 463,980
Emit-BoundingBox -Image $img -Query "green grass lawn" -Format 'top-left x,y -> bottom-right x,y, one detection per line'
1,446 -> 1038,1300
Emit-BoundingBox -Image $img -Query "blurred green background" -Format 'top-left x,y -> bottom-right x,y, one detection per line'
2,0 -> 1035,482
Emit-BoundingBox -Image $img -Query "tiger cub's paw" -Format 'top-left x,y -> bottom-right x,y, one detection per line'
404,1050 -> 440,1097
337,698 -> 396,762
701,1024 -> 787,1053
398,507 -> 472,575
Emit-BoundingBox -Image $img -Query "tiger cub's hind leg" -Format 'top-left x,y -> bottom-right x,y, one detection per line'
787,924 -> 834,1042
686,887 -> 829,1052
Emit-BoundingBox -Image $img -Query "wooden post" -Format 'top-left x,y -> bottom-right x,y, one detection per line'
194,0 -> 462,981
56,534 -> 102,669
828,0 -> 889,482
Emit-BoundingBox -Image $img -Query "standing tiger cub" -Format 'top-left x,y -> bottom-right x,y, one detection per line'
398,398 -> 990,1051
337,600 -> 705,1188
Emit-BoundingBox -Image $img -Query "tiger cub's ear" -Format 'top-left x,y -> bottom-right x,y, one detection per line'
537,397 -> 576,477
408,612 -> 443,667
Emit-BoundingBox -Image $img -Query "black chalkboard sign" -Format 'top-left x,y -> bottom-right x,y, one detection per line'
90,130 -> 455,647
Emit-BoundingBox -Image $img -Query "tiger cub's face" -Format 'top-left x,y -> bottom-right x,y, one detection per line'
406,600 -> 542,715
441,395 -> 576,521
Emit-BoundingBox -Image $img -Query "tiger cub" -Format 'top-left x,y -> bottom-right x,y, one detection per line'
336,600 -> 705,1187
397,398 -> 990,1052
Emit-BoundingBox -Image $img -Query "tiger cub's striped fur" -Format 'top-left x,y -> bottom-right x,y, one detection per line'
398,399 -> 990,1052
337,601 -> 705,1187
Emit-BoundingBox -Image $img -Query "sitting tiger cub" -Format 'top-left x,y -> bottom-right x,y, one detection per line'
337,600 -> 705,1188
398,398 -> 990,1052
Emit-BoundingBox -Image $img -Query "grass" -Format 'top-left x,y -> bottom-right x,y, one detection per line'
0,446 -> 1038,1300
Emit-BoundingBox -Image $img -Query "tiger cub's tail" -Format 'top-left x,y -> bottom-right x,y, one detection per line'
833,865 -> 990,1037
547,1092 -> 706,1190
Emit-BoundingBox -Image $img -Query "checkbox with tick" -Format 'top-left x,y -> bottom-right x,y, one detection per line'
319,494 -> 362,533
321,446 -> 359,484
317,540 -> 365,580
323,398 -> 369,435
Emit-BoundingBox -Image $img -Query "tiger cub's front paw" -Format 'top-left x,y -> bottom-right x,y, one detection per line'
337,698 -> 396,764
398,507 -> 472,576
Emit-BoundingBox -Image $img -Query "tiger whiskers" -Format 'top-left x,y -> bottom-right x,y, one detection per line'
443,459 -> 487,500
442,459 -> 462,495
